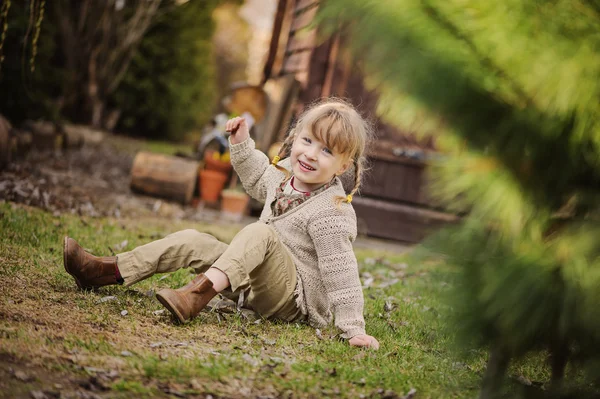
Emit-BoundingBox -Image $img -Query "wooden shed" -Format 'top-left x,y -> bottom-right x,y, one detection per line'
258,0 -> 458,243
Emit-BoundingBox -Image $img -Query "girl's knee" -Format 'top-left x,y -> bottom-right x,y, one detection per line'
239,223 -> 275,240
176,229 -> 214,243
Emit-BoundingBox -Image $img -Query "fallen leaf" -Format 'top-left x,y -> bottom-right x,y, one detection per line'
516,375 -> 532,386
30,390 -> 48,399
13,370 -> 32,382
315,329 -> 324,340
242,353 -> 259,367
97,296 -> 117,304
113,240 -> 128,251
379,278 -> 400,288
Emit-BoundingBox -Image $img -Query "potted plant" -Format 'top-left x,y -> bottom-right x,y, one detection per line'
204,150 -> 232,175
199,169 -> 228,204
220,184 -> 250,222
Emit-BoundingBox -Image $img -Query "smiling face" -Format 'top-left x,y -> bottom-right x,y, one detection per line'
289,128 -> 351,192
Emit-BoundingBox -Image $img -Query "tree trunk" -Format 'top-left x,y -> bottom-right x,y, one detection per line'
479,345 -> 510,399
91,98 -> 104,129
549,338 -> 569,390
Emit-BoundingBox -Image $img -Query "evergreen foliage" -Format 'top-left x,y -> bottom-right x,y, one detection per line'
318,0 -> 600,396
111,0 -> 219,140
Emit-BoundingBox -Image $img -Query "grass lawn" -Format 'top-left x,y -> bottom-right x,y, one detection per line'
0,201 -> 550,398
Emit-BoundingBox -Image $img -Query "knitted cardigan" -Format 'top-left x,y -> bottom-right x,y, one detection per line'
229,137 -> 366,339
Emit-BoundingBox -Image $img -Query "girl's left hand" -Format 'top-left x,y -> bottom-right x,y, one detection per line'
349,334 -> 380,350
226,116 -> 250,145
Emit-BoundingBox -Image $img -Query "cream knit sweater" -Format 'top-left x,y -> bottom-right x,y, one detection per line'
229,137 -> 366,339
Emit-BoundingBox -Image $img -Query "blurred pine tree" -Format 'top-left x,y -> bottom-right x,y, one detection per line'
318,1 -> 600,397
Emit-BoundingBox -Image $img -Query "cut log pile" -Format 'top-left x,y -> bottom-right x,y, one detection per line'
0,114 -> 107,171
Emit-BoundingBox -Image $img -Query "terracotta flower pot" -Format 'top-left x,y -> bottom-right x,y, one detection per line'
199,169 -> 228,203
204,150 -> 233,175
220,189 -> 250,221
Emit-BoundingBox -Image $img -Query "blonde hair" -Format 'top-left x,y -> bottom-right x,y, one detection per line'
273,98 -> 372,205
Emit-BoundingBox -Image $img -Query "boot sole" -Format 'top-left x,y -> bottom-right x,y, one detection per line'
156,291 -> 188,324
63,236 -> 90,291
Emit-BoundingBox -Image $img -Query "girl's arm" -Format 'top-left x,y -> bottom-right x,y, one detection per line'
226,117 -> 277,203
308,210 -> 371,341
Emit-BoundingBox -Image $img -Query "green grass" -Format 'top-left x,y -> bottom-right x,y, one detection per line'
0,201 -> 552,398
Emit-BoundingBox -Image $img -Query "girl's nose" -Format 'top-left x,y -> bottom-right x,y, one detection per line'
306,147 -> 319,160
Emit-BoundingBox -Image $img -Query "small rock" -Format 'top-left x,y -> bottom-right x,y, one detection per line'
120,310 -> 128,316
152,309 -> 165,316
120,351 -> 133,357
403,388 -> 417,399
149,342 -> 163,348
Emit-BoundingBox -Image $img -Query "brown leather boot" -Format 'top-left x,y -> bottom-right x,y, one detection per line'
155,274 -> 217,324
63,236 -> 121,290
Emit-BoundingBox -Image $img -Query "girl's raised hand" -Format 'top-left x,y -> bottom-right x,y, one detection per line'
226,116 -> 249,145
349,334 -> 380,350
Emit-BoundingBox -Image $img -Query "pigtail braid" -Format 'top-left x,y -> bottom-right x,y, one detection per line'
272,129 -> 295,179
347,158 -> 362,201
334,157 -> 363,207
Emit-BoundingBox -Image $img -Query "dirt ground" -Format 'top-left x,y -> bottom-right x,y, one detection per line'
0,138 -> 259,226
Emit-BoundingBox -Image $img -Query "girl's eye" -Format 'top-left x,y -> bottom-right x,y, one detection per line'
323,147 -> 332,155
302,137 -> 312,144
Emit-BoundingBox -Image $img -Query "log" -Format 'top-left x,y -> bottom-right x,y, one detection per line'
62,124 -> 105,148
130,152 -> 200,204
24,120 -> 58,150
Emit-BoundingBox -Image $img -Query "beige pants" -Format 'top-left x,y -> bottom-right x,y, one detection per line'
116,223 -> 302,321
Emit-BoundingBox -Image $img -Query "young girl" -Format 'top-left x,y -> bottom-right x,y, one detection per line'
64,99 -> 379,349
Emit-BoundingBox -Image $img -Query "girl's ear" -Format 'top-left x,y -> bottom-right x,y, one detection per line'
336,158 -> 352,176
